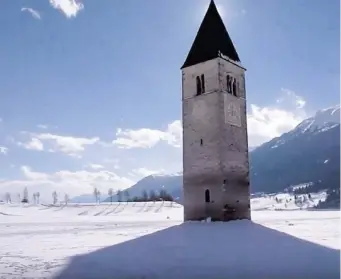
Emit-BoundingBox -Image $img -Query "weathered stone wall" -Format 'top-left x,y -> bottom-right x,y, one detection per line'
182,57 -> 250,221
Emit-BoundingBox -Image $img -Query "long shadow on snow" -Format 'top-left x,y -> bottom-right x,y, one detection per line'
54,205 -> 67,211
136,202 -> 147,213
143,202 -> 155,212
115,203 -> 128,213
94,205 -> 112,216
104,203 -> 121,216
39,204 -> 54,210
53,221 -> 340,279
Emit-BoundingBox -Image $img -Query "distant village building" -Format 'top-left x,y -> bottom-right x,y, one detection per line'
181,0 -> 251,221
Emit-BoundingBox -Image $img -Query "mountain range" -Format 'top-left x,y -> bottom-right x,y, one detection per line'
250,105 -> 340,193
72,105 -> 340,204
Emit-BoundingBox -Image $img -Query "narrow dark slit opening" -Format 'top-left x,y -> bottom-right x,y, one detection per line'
196,76 -> 202,95
205,189 -> 210,203
201,74 -> 205,93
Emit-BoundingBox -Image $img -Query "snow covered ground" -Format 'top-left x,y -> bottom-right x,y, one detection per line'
0,199 -> 339,279
251,191 -> 327,211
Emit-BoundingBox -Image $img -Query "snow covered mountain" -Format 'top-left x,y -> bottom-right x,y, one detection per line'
250,105 -> 340,193
296,105 -> 340,133
269,105 -> 340,149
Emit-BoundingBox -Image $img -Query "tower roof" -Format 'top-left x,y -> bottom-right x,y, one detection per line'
181,0 -> 240,69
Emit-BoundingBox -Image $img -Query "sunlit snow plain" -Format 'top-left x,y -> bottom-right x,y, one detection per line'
0,195 -> 339,279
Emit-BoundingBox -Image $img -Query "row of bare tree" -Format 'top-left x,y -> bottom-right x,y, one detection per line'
52,191 -> 70,205
93,188 -> 174,204
3,187 -> 175,205
3,187 -> 69,205
135,189 -> 174,202
3,187 -> 34,204
93,187 -> 130,204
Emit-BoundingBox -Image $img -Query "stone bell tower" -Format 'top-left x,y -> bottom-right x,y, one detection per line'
181,0 -> 250,221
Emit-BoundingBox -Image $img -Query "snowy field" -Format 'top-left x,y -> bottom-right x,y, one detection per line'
0,199 -> 339,279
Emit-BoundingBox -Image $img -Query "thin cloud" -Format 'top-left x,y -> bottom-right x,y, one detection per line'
113,120 -> 182,149
247,89 -> 308,147
131,168 -> 166,178
21,7 -> 41,20
18,138 -> 44,151
17,132 -> 100,158
0,146 -> 8,155
37,124 -> 48,130
87,164 -> 105,170
49,0 -> 84,18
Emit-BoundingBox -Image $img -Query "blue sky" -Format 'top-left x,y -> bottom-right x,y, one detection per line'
0,0 -> 339,200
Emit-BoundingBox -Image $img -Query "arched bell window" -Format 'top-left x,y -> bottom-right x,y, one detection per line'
227,75 -> 238,97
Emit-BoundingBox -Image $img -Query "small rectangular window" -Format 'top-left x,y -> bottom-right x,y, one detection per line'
227,75 -> 231,93
196,76 -> 202,95
201,74 -> 205,93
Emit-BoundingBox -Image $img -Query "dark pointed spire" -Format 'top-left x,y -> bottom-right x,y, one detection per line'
181,0 -> 240,69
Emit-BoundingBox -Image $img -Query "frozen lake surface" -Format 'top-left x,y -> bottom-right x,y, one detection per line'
0,201 -> 339,279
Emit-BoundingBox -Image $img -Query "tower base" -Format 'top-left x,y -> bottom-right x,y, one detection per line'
184,207 -> 251,222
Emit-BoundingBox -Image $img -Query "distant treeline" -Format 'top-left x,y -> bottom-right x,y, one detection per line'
130,189 -> 174,202
289,177 -> 340,209
291,178 -> 339,195
314,189 -> 340,209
